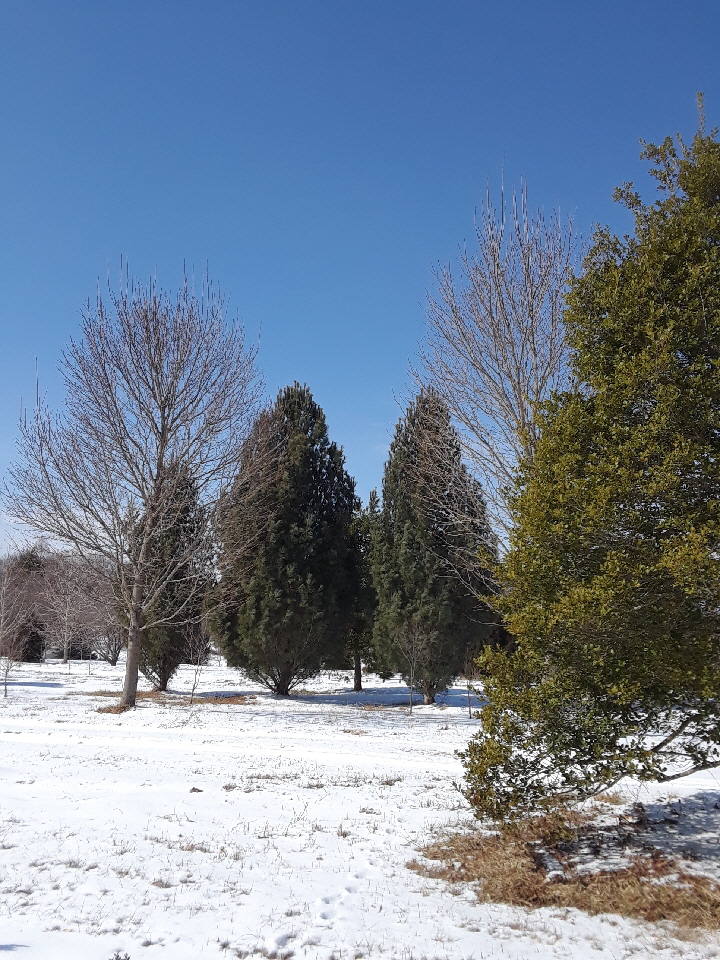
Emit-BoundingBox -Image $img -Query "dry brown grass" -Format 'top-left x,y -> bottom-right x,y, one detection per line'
88,689 -> 255,711
193,693 -> 255,705
96,702 -> 134,714
94,689 -> 164,712
87,689 -> 163,699
409,825 -> 720,930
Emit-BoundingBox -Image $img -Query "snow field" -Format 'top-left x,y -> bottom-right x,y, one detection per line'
1,658 -> 719,960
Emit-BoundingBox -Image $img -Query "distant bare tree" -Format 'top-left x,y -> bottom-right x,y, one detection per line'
5,274 -> 262,707
417,184 -> 578,534
0,549 -> 43,696
84,562 -> 125,665
41,550 -> 99,662
91,619 -> 125,666
185,618 -> 211,707
405,390 -> 498,594
0,564 -> 26,697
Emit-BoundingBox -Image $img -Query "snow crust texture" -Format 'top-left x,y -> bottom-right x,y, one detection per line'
1,659 -> 719,960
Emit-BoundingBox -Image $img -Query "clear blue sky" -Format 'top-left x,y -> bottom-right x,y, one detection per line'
0,1 -> 718,503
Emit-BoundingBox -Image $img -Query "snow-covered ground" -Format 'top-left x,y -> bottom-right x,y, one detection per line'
1,658 -> 719,960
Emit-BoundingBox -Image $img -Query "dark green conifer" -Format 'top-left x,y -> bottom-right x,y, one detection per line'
372,390 -> 496,705
338,497 -> 379,691
217,384 -> 356,695
139,465 -> 211,692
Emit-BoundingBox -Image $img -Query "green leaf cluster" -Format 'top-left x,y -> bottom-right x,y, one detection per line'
462,106 -> 720,820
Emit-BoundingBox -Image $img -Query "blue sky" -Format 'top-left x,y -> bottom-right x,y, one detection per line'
0,1 -> 718,503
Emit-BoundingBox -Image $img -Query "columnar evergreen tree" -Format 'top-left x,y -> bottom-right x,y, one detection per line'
372,390 -> 497,704
462,106 -> 720,820
216,383 -> 357,695
139,464 -> 212,692
339,498 -> 379,692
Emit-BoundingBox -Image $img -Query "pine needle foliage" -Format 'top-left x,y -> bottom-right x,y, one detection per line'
373,390 -> 498,704
139,464 -> 211,692
216,383 -> 357,695
462,102 -> 720,821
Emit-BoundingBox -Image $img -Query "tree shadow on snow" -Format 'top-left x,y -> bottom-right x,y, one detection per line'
636,790 -> 720,868
3,681 -> 63,689
193,682 -> 485,711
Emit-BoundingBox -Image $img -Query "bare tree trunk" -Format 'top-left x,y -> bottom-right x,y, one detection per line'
121,615 -> 142,708
122,565 -> 146,708
353,653 -> 362,692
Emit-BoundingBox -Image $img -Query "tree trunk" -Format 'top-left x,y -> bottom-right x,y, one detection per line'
120,607 -> 142,707
353,653 -> 362,692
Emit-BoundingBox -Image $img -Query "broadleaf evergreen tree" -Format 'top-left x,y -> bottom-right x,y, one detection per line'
462,104 -> 720,820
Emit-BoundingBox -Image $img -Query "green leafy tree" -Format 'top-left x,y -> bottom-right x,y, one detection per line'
216,384 -> 356,695
462,104 -> 720,820
139,464 -> 212,692
373,390 -> 497,705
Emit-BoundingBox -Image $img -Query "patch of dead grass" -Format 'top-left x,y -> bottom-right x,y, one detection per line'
193,693 -> 255,705
409,825 -> 720,931
89,689 -> 255,711
94,689 -> 164,712
86,689 -> 163,699
96,702 -> 134,714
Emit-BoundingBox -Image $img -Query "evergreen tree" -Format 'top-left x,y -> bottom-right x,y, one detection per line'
373,390 -> 497,705
217,383 -> 356,695
337,497 -> 379,692
139,464 -> 212,692
462,105 -> 720,820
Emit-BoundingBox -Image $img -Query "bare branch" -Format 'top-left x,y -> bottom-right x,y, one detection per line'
417,184 -> 579,535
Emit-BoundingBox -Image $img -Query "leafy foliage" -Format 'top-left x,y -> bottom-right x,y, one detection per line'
462,105 -> 720,820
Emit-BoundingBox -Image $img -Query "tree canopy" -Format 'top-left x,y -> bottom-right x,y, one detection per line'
462,106 -> 720,820
373,389 -> 498,704
216,383 -> 357,695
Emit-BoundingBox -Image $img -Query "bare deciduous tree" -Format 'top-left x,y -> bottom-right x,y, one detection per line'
0,549 -> 43,696
417,184 -> 578,534
404,390 -> 498,593
41,549 -> 99,663
5,275 -> 262,707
